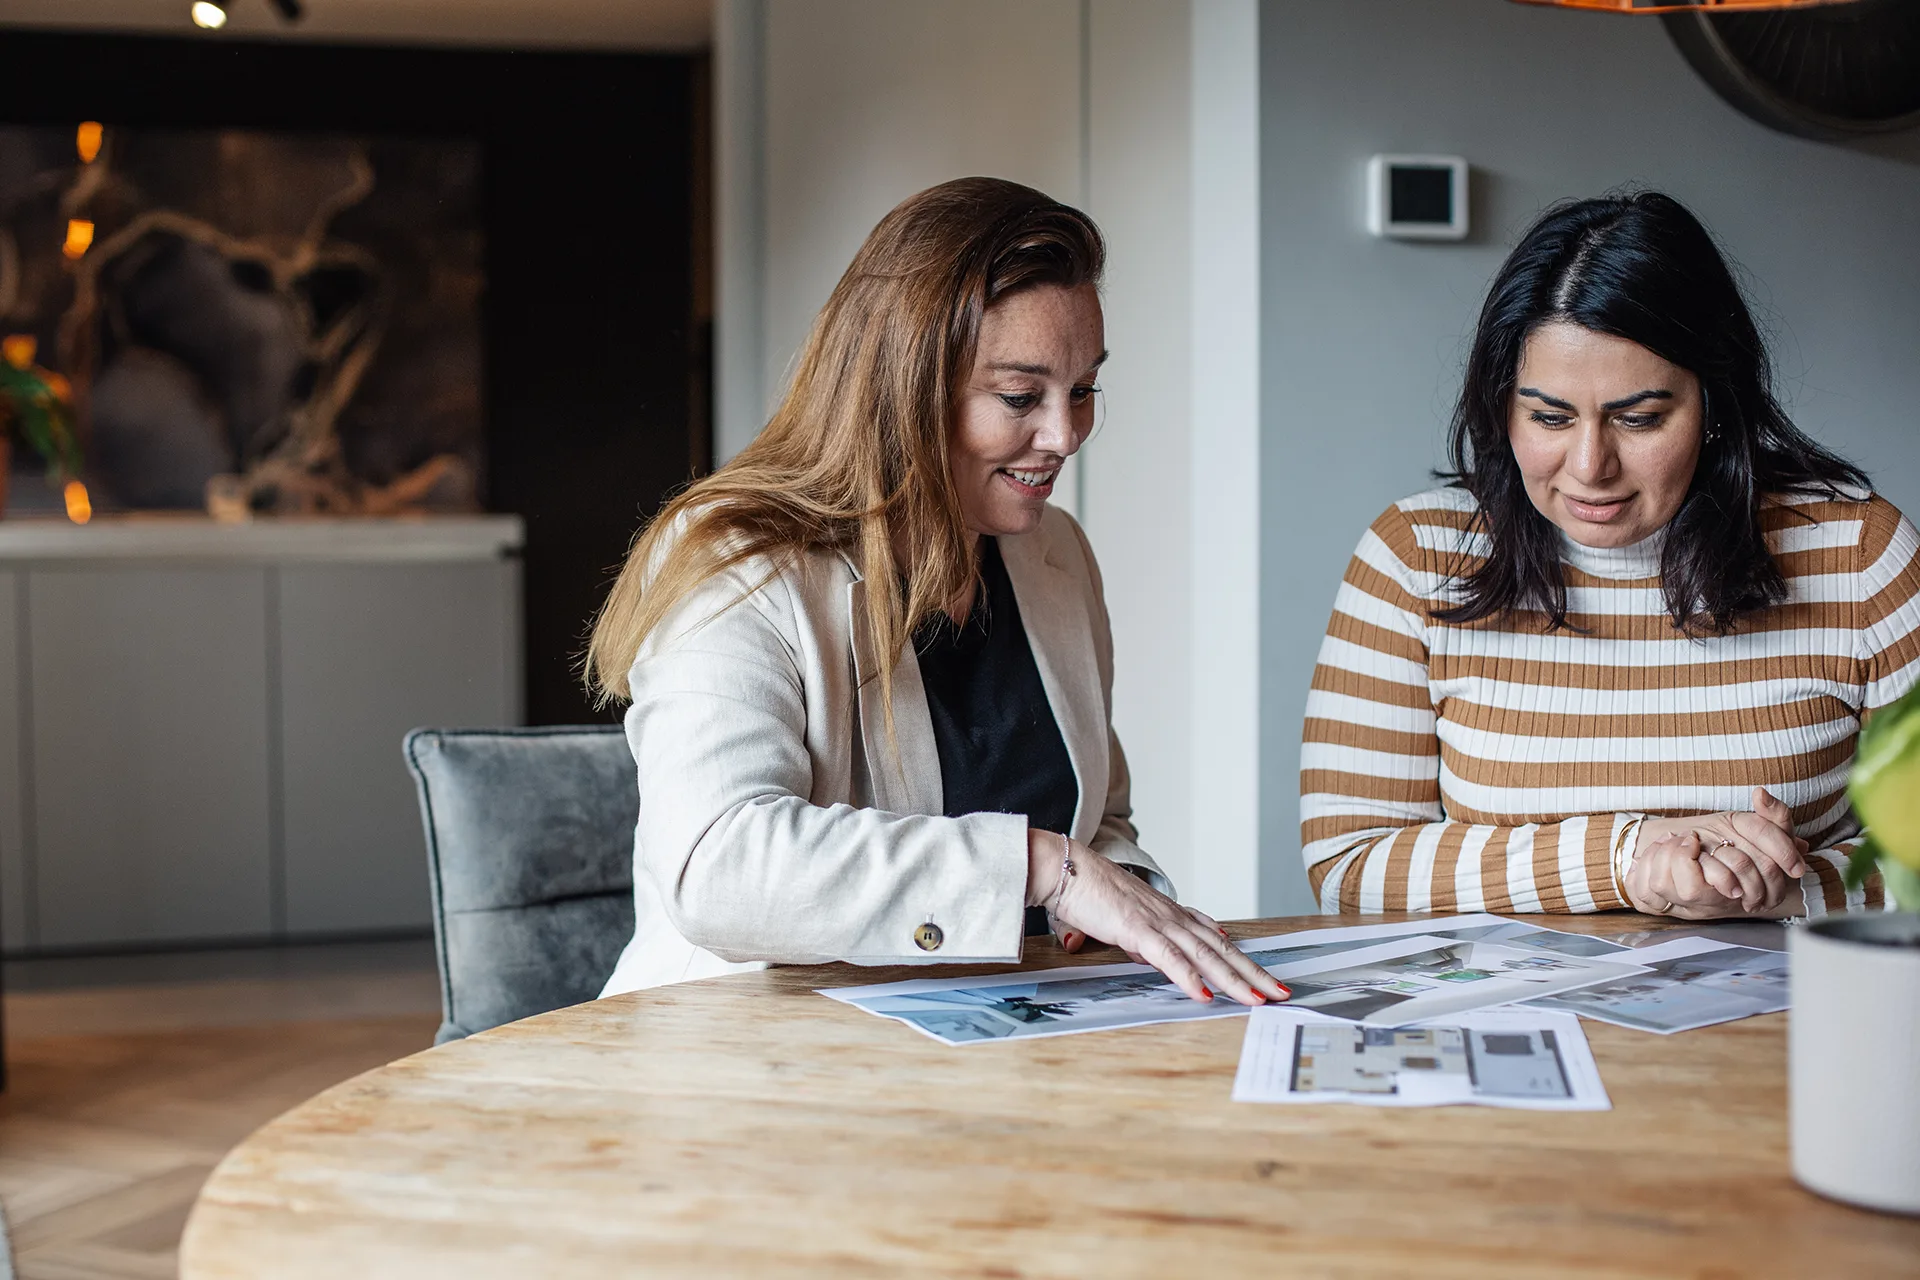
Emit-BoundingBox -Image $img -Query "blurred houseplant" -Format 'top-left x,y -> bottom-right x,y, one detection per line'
0,334 -> 86,521
1846,681 -> 1920,911
1788,683 -> 1920,1216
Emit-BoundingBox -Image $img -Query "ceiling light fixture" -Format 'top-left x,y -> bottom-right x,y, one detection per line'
190,0 -> 301,29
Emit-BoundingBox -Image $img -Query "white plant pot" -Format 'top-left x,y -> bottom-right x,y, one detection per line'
1789,913 -> 1920,1215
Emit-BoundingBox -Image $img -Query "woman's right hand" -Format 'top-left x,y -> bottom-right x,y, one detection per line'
1029,832 -> 1290,1006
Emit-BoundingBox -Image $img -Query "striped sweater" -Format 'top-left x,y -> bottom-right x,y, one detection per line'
1300,486 -> 1920,916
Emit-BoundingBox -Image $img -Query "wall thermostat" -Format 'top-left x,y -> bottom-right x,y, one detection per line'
1366,154 -> 1469,241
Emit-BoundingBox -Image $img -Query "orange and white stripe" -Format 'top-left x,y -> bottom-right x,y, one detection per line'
1301,486 -> 1920,916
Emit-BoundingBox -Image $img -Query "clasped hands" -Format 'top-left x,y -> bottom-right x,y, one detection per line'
1025,829 -> 1289,1007
1622,786 -> 1809,920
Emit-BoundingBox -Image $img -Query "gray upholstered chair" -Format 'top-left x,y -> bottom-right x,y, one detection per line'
404,726 -> 638,1043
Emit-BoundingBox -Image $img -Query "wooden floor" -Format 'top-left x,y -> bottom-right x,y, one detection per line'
0,944 -> 439,1279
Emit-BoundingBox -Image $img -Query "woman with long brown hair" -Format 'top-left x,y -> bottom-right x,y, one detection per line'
590,177 -> 1286,1005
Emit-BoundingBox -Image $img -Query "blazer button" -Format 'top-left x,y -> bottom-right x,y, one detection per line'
913,921 -> 944,952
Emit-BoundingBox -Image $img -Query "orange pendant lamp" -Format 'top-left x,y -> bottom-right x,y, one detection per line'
1511,1 -> 1854,11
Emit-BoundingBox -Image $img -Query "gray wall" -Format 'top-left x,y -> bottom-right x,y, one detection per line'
1257,0 -> 1920,914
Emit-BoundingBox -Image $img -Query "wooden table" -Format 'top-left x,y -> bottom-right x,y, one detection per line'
179,914 -> 1920,1278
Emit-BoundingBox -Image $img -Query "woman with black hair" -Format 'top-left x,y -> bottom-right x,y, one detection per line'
1301,191 -> 1915,920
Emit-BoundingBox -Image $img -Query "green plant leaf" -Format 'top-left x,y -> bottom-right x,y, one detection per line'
1842,836 -> 1882,893
1884,858 -> 1920,915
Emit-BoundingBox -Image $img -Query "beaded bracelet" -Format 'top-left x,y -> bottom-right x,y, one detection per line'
1053,831 -> 1077,906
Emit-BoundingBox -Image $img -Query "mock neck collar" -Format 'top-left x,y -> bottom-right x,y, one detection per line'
1557,524 -> 1665,580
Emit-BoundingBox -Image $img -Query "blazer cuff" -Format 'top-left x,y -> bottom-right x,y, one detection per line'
843,810 -> 1030,965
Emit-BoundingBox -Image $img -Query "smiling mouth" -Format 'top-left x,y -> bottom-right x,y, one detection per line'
998,466 -> 1058,493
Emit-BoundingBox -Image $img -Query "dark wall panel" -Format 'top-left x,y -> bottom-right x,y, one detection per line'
0,28 -> 705,725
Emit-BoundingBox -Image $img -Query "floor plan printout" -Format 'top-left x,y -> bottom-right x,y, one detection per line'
1524,935 -> 1790,1033
1233,1007 -> 1611,1110
819,914 -> 1643,1046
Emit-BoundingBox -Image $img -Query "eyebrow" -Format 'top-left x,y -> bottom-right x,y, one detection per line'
1515,386 -> 1674,413
1601,388 -> 1673,412
987,350 -> 1110,377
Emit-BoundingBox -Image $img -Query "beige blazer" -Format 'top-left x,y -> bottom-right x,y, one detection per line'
600,504 -> 1167,996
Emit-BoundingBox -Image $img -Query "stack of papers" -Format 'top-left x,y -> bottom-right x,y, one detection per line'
817,913 -> 1789,1051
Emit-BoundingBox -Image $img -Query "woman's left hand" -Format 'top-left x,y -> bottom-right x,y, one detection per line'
1039,839 -> 1289,1006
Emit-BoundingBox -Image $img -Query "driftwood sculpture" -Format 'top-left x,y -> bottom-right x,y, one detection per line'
0,125 -> 480,516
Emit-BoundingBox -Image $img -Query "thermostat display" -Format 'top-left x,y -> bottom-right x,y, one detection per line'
1366,154 -> 1469,241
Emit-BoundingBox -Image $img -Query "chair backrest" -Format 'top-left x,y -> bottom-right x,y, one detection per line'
404,726 -> 637,1043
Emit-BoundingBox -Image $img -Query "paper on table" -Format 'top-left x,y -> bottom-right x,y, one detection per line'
1235,914 -> 1633,972
819,960 -> 1247,1044
819,914 -> 1644,1046
1233,1005 -> 1610,1110
1262,934 -> 1648,1026
1524,935 -> 1789,1034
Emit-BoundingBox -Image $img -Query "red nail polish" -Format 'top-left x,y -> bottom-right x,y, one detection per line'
1200,987 -> 1213,1001
1276,985 -> 1292,999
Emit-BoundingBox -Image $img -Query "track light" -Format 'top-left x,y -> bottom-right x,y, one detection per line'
189,0 -> 303,29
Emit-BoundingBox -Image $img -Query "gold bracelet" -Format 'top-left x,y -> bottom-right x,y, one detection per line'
1612,815 -> 1647,903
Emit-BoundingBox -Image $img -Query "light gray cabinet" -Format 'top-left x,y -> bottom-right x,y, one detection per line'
0,571 -> 24,947
0,517 -> 522,955
29,566 -> 275,948
278,562 -> 518,934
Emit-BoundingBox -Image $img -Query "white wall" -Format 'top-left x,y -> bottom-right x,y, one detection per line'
1083,2 -> 1195,911
762,0 -> 1085,452
716,0 -> 1083,468
1257,0 -> 1920,914
714,0 -> 1266,918
1185,0 -> 1261,916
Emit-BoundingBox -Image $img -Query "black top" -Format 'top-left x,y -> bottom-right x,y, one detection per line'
913,537 -> 1077,936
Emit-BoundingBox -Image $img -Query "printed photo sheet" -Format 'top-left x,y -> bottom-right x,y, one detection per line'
1233,1006 -> 1611,1111
820,960 -> 1248,1045
1523,935 -> 1789,1034
1259,934 -> 1648,1026
819,914 -> 1640,1046
1237,915 -> 1634,973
